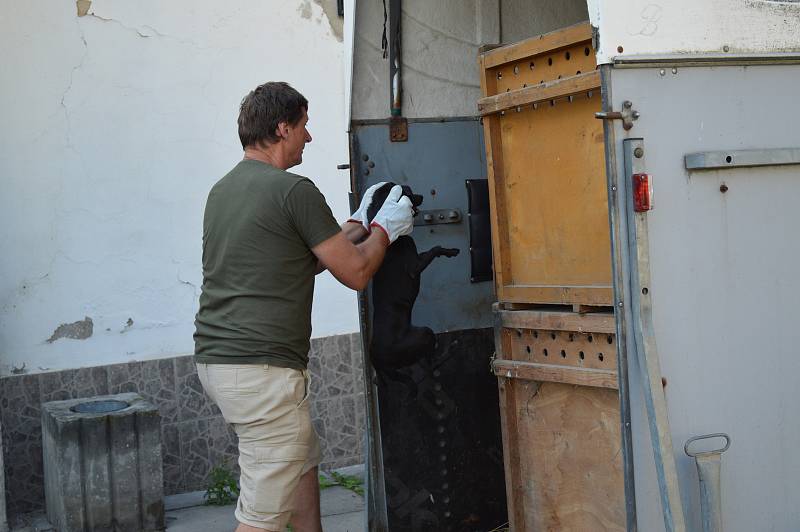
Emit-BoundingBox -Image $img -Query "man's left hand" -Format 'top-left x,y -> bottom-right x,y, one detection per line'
347,181 -> 386,232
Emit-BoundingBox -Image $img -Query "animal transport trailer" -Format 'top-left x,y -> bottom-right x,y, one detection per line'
479,15 -> 800,532
347,1 -> 800,530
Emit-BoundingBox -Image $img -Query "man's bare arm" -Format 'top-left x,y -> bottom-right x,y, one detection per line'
342,221 -> 369,243
311,229 -> 388,290
314,222 -> 368,274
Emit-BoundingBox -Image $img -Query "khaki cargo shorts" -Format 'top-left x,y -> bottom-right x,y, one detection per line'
197,363 -> 321,531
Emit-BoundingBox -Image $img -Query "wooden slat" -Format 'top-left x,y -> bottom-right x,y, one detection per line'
503,326 -> 618,374
500,285 -> 612,306
481,22 -> 592,69
495,307 -> 616,334
493,359 -> 618,389
479,53 -> 513,297
494,316 -> 527,530
478,70 -> 600,116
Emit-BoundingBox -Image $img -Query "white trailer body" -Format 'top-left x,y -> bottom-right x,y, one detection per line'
607,63 -> 800,530
598,2 -> 800,530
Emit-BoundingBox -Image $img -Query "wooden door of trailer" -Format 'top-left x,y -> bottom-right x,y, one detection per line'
479,22 -> 630,531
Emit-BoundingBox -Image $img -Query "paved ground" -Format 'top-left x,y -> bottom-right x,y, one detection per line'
165,485 -> 365,532
11,467 -> 366,532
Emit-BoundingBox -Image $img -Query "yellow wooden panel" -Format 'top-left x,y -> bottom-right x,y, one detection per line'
482,22 -> 593,70
493,42 -> 597,95
479,70 -> 601,116
497,91 -> 612,299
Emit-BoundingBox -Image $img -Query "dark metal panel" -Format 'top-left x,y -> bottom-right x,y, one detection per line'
352,120 -> 505,531
377,329 -> 507,531
353,120 -> 495,333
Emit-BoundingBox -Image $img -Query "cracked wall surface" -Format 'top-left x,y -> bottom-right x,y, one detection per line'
45,317 -> 93,343
0,0 -> 355,375
1,332 -> 366,520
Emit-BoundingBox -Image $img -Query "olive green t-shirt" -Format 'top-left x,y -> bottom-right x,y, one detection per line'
193,159 -> 341,369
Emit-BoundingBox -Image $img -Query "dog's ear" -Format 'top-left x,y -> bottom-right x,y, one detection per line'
365,182 -> 396,224
399,185 -> 424,208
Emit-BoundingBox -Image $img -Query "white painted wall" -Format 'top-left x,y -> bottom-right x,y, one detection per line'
590,0 -> 800,64
0,0 -> 355,375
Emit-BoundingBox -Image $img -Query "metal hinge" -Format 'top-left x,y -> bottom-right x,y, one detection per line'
389,116 -> 408,142
595,100 -> 640,130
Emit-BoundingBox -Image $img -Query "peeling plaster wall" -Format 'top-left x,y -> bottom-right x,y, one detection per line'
0,0 -> 354,375
351,0 -> 588,120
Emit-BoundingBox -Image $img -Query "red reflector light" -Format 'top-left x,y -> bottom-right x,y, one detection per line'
632,173 -> 653,212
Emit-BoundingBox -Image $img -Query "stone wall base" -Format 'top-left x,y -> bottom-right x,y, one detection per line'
0,332 -> 365,518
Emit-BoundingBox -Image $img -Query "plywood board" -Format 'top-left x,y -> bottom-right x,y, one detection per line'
508,381 -> 626,531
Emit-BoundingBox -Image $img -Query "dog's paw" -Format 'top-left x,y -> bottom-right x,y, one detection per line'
440,247 -> 460,257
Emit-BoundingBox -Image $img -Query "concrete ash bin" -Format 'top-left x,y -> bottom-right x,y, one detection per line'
42,392 -> 164,531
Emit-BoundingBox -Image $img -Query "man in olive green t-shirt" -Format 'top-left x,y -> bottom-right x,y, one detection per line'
194,82 -> 414,532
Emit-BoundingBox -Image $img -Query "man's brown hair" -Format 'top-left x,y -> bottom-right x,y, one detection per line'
237,82 -> 308,149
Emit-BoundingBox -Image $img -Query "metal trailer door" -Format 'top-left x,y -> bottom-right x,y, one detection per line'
604,58 -> 800,532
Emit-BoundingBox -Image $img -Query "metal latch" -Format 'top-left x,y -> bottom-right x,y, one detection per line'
595,100 -> 640,130
389,116 -> 408,142
414,209 -> 462,226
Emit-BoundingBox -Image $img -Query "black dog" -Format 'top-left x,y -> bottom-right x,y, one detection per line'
367,183 -> 459,371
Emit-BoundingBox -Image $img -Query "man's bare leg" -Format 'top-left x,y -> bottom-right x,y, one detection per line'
235,524 -> 273,532
289,466 -> 322,532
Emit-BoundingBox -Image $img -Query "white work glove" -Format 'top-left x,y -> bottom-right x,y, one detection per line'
370,185 -> 414,244
347,181 -> 387,231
